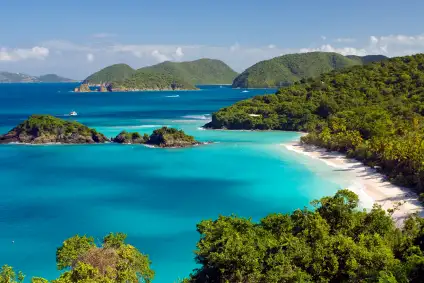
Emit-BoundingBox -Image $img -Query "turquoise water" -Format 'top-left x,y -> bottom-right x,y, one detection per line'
0,84 -> 346,282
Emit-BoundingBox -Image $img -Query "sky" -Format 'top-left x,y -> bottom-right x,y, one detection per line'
1,0 -> 424,79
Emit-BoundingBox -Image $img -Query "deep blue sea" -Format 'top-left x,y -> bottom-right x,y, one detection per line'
0,83 -> 353,282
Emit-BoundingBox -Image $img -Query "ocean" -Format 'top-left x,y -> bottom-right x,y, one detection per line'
0,83 -> 351,282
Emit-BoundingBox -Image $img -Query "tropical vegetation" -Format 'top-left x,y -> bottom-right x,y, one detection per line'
85,64 -> 136,84
231,52 -> 387,88
2,190 -> 424,282
0,114 -> 108,144
206,54 -> 424,194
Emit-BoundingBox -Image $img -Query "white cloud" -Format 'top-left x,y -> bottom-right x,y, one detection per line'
173,47 -> 184,61
86,53 -> 94,62
7,32 -> 424,79
334,38 -> 356,43
92,32 -> 116,38
0,46 -> 49,61
299,44 -> 367,56
151,50 -> 170,62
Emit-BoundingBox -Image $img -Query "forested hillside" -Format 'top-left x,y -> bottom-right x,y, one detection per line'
85,64 -> 136,84
140,58 -> 238,85
232,52 -> 387,88
206,54 -> 424,193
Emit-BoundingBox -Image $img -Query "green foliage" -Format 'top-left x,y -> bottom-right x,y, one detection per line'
232,52 -> 387,88
140,58 -> 238,85
56,234 -> 95,270
54,232 -> 154,283
112,130 -> 146,144
31,277 -> 49,283
147,126 -> 197,147
208,54 -> 424,194
186,190 -> 424,283
0,265 -> 24,283
85,64 -> 135,84
113,70 -> 196,90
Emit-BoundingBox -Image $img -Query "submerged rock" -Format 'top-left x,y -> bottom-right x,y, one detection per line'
0,115 -> 109,144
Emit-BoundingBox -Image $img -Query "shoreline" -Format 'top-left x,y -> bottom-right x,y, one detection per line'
283,141 -> 424,226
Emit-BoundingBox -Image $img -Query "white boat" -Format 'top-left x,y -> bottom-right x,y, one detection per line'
69,111 -> 78,116
241,90 -> 249,93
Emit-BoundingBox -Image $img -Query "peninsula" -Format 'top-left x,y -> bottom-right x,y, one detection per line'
205,54 -> 424,220
0,72 -> 75,83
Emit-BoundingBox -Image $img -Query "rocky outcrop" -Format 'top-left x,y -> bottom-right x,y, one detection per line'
146,127 -> 201,148
74,83 -> 91,92
112,127 -> 203,148
112,131 -> 149,144
0,115 -> 109,144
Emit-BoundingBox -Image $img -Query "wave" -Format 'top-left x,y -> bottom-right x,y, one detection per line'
345,181 -> 375,210
165,95 -> 180,98
181,114 -> 211,120
107,125 -> 167,129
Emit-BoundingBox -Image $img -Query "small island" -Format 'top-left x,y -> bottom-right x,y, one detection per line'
0,115 -> 108,144
112,127 -> 202,148
0,116 -> 204,148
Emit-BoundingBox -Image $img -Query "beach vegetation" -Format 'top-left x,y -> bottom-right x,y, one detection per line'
206,54 -> 424,195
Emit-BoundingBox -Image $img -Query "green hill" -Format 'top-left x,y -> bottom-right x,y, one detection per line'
111,70 -> 196,90
85,64 -> 135,84
232,52 -> 387,88
206,54 -> 424,194
84,59 -> 237,90
140,58 -> 238,85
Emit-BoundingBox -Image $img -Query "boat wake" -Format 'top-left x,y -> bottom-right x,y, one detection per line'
165,95 -> 180,98
108,125 -> 166,129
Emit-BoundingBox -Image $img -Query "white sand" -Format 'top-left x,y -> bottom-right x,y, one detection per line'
283,141 -> 424,226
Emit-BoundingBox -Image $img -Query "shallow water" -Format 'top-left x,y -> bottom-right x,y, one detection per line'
0,84 -> 347,282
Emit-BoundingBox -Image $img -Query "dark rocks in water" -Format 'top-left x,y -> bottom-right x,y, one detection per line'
0,115 -> 109,144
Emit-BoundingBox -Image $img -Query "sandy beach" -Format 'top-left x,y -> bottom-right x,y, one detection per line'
283,141 -> 424,226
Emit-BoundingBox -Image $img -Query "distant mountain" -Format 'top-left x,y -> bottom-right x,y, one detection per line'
85,59 -> 238,91
111,70 -> 197,91
85,64 -> 136,84
232,52 -> 388,88
38,74 -> 75,82
0,71 -> 74,83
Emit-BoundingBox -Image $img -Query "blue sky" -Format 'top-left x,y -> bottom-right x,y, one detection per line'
1,0 -> 423,79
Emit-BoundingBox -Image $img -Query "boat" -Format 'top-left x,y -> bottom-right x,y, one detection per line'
70,111 -> 78,116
